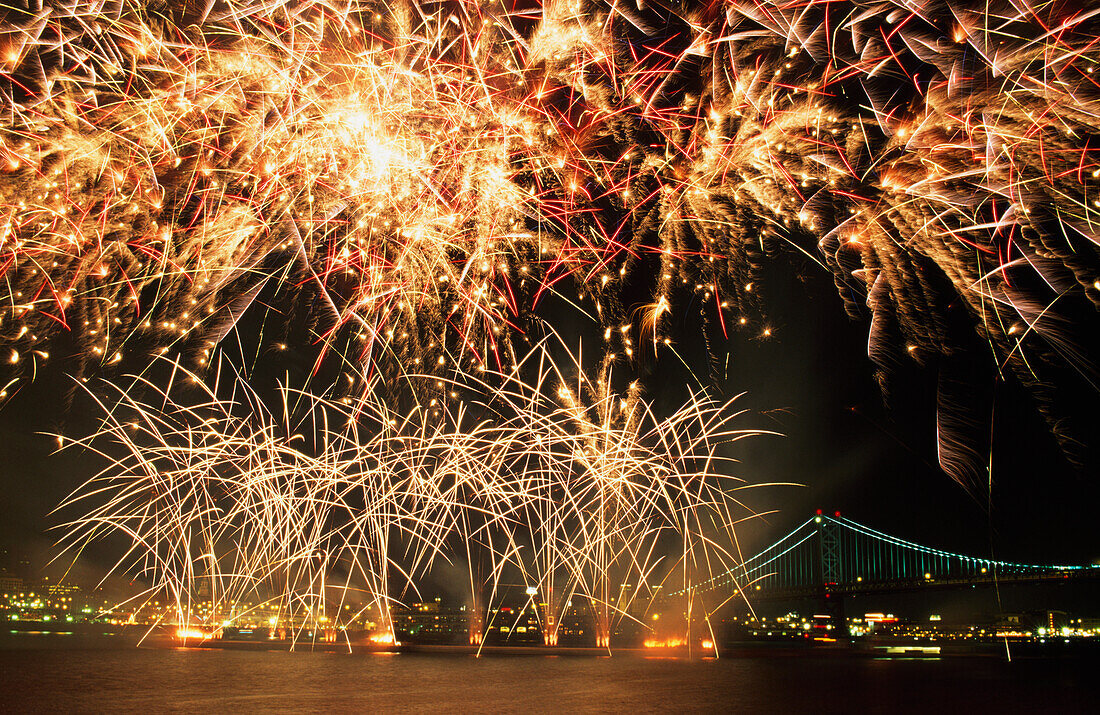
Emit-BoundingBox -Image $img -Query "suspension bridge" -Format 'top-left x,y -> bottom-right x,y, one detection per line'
685,512 -> 1099,604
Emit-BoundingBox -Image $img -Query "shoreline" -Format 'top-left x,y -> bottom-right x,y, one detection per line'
4,624 -> 1099,659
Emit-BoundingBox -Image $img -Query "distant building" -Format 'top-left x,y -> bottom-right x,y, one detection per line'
48,583 -> 81,597
0,575 -> 22,595
394,599 -> 467,643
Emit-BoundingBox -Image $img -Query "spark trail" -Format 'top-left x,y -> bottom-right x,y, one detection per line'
3,1 -> 1099,479
57,345 -> 774,649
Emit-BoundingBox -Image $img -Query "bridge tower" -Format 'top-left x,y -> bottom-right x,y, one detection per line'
815,514 -> 846,636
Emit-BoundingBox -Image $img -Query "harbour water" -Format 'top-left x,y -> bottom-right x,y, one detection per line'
0,634 -> 1094,713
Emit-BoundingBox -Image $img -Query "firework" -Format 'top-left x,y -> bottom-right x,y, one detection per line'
3,0 -> 1099,479
1,1 -> 549,389
56,340 -> 775,650
3,0 -> 1098,657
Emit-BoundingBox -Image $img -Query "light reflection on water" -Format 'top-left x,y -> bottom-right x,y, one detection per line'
0,636 -> 1094,713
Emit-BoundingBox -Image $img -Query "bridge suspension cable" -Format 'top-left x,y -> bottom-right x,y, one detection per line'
678,513 -> 1094,597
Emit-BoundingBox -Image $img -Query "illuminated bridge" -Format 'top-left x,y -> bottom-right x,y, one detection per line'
687,512 -> 1099,603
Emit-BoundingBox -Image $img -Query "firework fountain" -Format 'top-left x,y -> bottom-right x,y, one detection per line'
57,343 -> 772,650
1,0 -> 1098,650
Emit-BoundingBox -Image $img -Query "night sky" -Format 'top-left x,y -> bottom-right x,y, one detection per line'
2,255 -> 1096,586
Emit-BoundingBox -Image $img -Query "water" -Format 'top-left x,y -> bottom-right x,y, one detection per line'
0,637 -> 1094,713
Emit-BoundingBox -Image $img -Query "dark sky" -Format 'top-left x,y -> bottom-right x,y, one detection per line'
705,263 -> 1100,566
1,256 -> 1098,583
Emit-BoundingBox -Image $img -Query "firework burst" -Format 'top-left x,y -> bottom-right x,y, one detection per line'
4,1 -> 1099,478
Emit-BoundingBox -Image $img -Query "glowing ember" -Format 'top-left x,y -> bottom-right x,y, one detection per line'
175,627 -> 210,641
368,632 -> 398,646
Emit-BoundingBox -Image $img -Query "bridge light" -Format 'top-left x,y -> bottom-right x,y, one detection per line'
856,576 -> 862,582
980,567 -> 987,574
924,573 -> 932,580
814,516 -> 822,524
